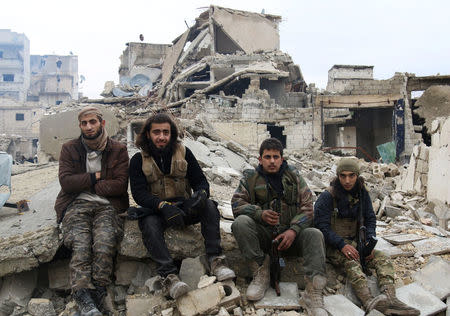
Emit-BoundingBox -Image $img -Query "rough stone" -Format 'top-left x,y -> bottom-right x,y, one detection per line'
27,298 -> 56,316
115,260 -> 152,286
218,201 -> 234,220
198,275 -> 216,288
177,283 -> 226,316
179,256 -> 206,290
395,283 -> 447,316
254,282 -> 300,310
382,233 -> 427,245
125,295 -> 166,316
0,270 -> 38,315
375,238 -> 412,258
47,260 -> 70,290
162,307 -> 174,316
218,306 -> 230,316
413,255 -> 450,300
384,205 -> 403,218
219,280 -> 241,310
413,237 -> 450,256
323,294 -> 365,316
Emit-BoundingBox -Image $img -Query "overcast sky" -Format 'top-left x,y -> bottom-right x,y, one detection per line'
2,0 -> 449,98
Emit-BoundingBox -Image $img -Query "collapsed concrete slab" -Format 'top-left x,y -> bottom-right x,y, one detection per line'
382,233 -> 427,245
412,237 -> 450,256
413,256 -> 450,300
396,283 -> 447,316
0,180 -> 60,277
323,294 -> 365,316
375,238 -> 413,258
176,283 -> 226,316
254,282 -> 300,310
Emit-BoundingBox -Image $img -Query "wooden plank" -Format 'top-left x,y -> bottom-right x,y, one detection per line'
316,94 -> 401,108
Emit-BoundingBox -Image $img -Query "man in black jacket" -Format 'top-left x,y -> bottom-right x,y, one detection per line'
314,158 -> 419,315
129,113 -> 235,299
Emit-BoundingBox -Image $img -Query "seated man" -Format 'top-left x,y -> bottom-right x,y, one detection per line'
231,138 -> 327,316
129,113 -> 235,299
55,106 -> 129,316
314,158 -> 419,315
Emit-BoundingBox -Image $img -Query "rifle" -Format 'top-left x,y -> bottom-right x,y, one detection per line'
356,190 -> 378,275
269,198 -> 285,296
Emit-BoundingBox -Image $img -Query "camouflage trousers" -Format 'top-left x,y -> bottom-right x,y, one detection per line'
326,240 -> 394,292
61,199 -> 122,291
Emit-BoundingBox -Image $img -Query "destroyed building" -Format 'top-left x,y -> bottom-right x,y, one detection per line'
28,54 -> 79,105
0,29 -> 30,102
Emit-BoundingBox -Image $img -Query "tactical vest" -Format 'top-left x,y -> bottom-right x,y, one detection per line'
246,167 -> 298,228
141,144 -> 191,200
325,187 -> 358,239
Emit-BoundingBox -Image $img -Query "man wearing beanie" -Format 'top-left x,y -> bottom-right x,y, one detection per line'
314,158 -> 419,315
55,106 -> 129,316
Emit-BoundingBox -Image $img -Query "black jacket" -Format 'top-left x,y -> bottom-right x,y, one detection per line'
314,185 -> 376,250
129,146 -> 209,211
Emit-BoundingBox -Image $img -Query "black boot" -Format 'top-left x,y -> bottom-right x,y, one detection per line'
73,288 -> 102,316
90,285 -> 107,313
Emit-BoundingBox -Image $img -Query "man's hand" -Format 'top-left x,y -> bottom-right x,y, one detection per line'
341,244 -> 359,261
190,189 -> 207,209
262,210 -> 279,226
275,229 -> 296,251
160,203 -> 185,227
95,171 -> 101,181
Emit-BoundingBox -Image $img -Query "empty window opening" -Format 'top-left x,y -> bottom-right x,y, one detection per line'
16,113 -> 25,121
3,74 -> 14,82
208,78 -> 250,98
266,124 -> 286,147
214,24 -> 242,54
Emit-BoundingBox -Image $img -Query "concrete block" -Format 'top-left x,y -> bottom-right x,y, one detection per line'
177,283 -> 226,316
375,238 -> 412,258
0,270 -> 38,315
323,294 -> 365,316
27,298 -> 56,316
219,280 -> 241,310
413,237 -> 450,256
382,234 -> 427,245
198,275 -> 216,288
218,306 -> 230,316
125,295 -> 166,316
255,282 -> 300,310
385,205 -> 403,218
115,260 -> 151,286
162,307 -> 174,316
47,259 -> 70,290
233,306 -> 243,316
396,283 -> 446,316
218,201 -> 234,220
413,256 -> 450,300
179,256 -> 206,290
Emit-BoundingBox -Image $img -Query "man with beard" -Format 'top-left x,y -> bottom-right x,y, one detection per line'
231,138 -> 328,316
314,158 -> 419,315
55,106 -> 129,316
129,113 -> 235,299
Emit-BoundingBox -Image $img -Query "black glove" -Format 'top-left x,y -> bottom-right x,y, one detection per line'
160,203 -> 185,227
190,189 -> 208,209
126,207 -> 154,220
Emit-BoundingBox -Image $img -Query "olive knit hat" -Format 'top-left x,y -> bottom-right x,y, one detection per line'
336,158 -> 360,176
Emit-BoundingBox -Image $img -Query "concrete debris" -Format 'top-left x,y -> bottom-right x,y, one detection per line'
396,283 -> 447,316
27,298 -> 56,316
198,275 -> 216,288
179,256 -> 206,290
176,283 -> 226,316
413,255 -> 450,300
323,294 -> 365,316
254,282 -> 300,310
0,270 -> 37,315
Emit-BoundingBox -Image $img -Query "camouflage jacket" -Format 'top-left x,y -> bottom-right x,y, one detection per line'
231,161 -> 313,235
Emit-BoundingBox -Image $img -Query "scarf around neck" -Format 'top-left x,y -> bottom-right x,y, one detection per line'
82,127 -> 108,152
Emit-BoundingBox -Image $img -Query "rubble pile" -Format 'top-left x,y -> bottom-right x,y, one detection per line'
0,119 -> 449,315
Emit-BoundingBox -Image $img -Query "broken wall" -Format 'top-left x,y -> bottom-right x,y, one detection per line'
427,117 -> 450,204
211,6 -> 280,54
326,65 -> 373,92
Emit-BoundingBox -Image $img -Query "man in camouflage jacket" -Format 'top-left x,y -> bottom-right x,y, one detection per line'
231,138 -> 327,316
55,106 -> 129,316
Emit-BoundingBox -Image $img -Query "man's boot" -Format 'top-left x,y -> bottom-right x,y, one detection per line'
378,284 -> 420,315
90,285 -> 107,313
246,255 -> 270,301
354,286 -> 388,313
162,274 -> 190,299
209,255 -> 236,281
301,275 -> 328,316
73,288 -> 102,316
